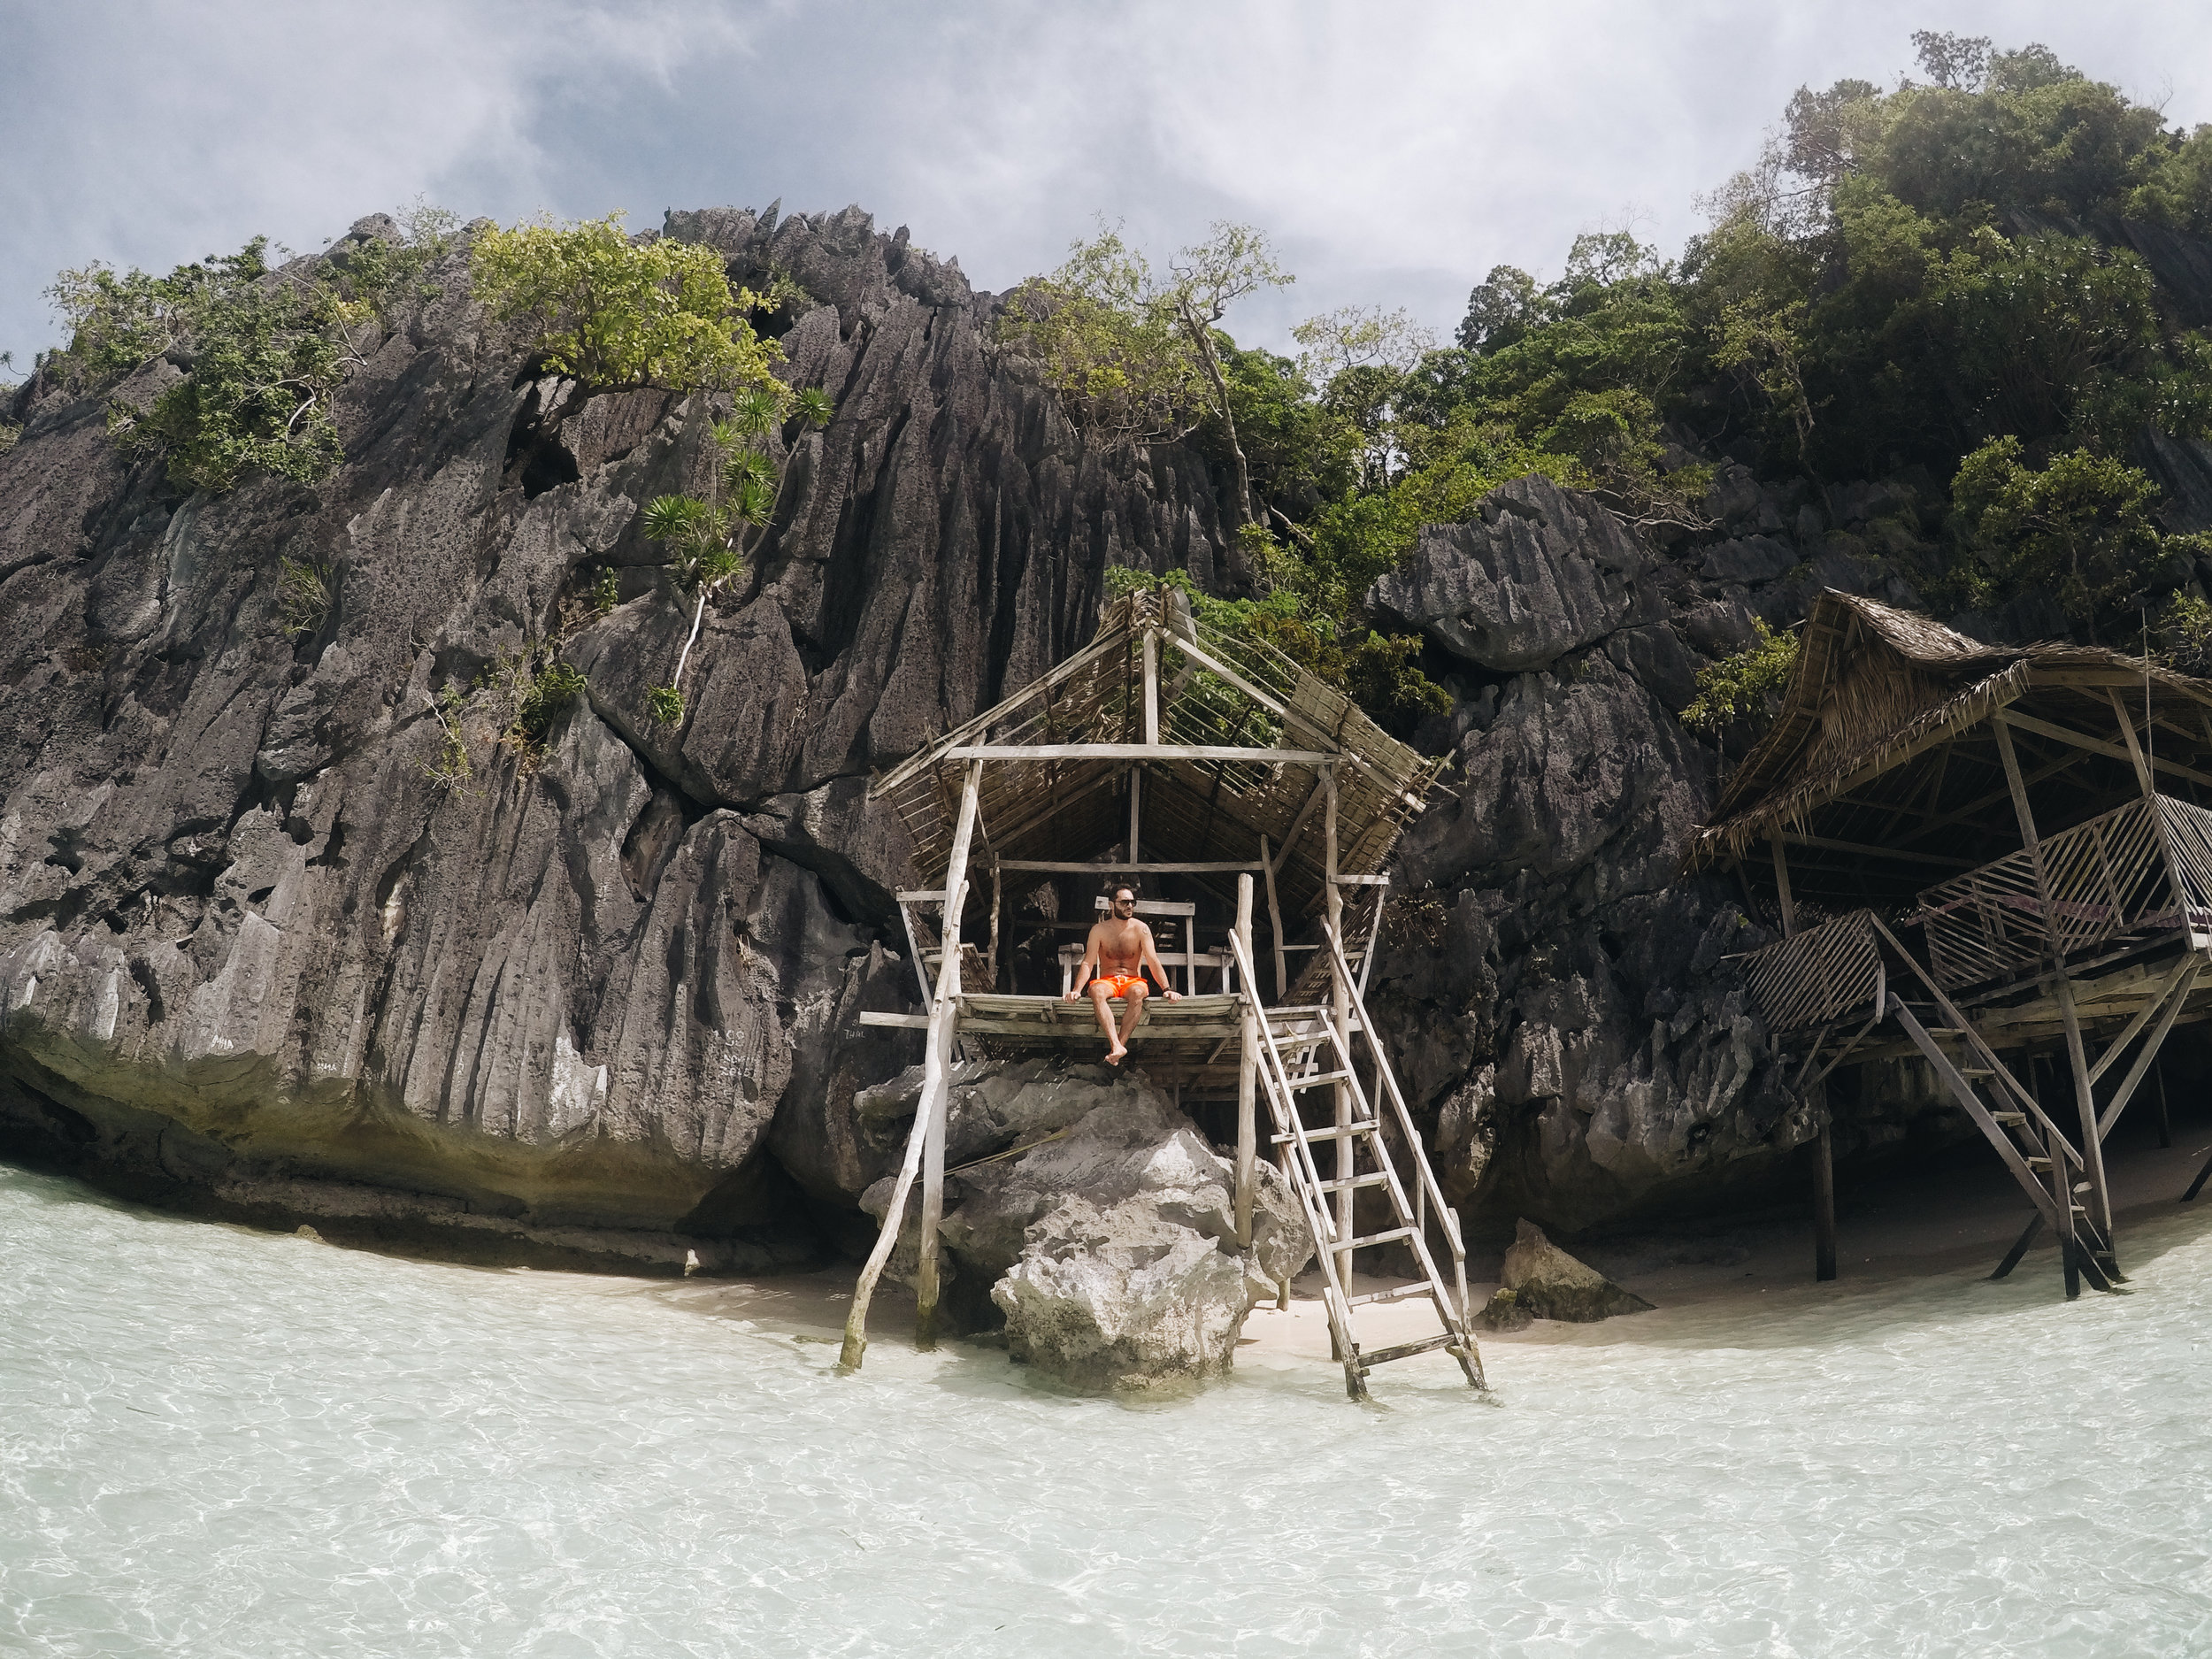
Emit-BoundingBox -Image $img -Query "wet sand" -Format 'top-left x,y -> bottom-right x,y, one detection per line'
619,1110 -> 2212,1386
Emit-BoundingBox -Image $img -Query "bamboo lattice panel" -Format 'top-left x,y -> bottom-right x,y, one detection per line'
1740,909 -> 1886,1034
1911,795 -> 2212,992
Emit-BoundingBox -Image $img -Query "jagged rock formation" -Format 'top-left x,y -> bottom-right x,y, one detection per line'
856,1063 -> 1310,1391
0,204 -> 1233,1263
0,197 -> 1990,1292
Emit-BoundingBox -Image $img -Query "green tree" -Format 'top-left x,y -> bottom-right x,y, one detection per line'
1002,220 -> 1292,527
1951,436 -> 2170,633
470,211 -> 785,393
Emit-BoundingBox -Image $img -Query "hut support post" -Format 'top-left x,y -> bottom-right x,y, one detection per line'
1996,718 -> 2118,1280
1325,771 -> 1352,1294
1772,832 -> 1835,1282
1127,767 -> 1141,864
915,758 -> 984,1351
1234,873 -> 1257,1247
1142,627 -> 1159,745
1262,833 -> 1288,1002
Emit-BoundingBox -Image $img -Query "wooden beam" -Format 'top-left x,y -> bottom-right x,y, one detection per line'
2099,960 -> 2200,1140
1996,708 -> 2212,789
1777,831 -> 1975,868
946,742 -> 1337,764
1770,833 -> 1798,935
856,1010 -> 932,1029
1272,779 -> 1331,873
996,859 -> 1265,874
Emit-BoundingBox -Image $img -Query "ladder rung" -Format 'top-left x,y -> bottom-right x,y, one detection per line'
1340,1225 -> 1416,1250
1271,1122 -> 1379,1145
2028,1156 -> 2052,1169
1285,1069 -> 1352,1090
1347,1280 -> 1435,1307
1316,1172 -> 1392,1195
1993,1111 -> 2026,1125
1961,1067 -> 1993,1078
1356,1333 -> 1463,1369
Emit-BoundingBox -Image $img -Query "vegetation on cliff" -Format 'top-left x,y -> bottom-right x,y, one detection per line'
1012,32 -> 2212,737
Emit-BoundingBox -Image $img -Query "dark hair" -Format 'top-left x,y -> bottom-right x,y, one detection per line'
1111,885 -> 1136,902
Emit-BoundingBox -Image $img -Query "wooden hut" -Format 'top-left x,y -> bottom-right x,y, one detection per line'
840,586 -> 1480,1397
1684,589 -> 2212,1294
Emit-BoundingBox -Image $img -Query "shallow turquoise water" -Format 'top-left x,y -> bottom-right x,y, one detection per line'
4,1163 -> 2210,1658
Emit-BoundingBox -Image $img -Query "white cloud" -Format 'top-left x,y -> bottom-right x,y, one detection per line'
5,0 -> 2208,361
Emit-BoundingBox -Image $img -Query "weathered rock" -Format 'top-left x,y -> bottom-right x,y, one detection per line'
856,1065 -> 1311,1389
1499,1218 -> 1653,1322
1369,474 -> 1655,672
0,204 -> 1233,1257
1476,1287 -> 1533,1332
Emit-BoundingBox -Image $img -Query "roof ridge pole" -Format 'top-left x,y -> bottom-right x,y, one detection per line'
1770,832 -> 1835,1283
1994,715 -> 2111,1287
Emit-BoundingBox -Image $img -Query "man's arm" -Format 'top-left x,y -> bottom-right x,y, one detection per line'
1064,924 -> 1102,998
1137,922 -> 1183,1000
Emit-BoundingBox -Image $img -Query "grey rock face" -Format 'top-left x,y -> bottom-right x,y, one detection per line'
0,204 -> 1230,1257
1369,475 -> 1655,672
1499,1217 -> 1653,1321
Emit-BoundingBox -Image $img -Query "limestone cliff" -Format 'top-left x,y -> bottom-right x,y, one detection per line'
0,202 -> 1940,1267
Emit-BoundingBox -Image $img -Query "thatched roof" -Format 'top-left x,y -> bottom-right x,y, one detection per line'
1682,590 -> 2212,898
872,587 -> 1448,925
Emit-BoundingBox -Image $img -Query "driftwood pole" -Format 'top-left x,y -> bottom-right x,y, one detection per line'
1235,872 -> 1257,1248
915,758 -> 985,1349
1772,833 -> 1836,1282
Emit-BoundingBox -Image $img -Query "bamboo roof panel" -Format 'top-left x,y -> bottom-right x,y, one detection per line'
873,586 -> 1448,913
1682,590 -> 2212,878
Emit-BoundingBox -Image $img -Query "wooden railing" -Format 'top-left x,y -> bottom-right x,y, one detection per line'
1911,794 -> 2212,992
1740,909 -> 1886,1035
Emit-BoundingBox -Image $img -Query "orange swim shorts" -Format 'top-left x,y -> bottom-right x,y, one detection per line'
1095,973 -> 1148,999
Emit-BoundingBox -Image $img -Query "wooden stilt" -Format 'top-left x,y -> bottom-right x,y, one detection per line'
1992,1210 -> 2043,1279
914,759 -> 983,1352
2185,1147 -> 2212,1202
1261,833 -> 1288,1002
1234,872 -> 1257,1248
1772,833 -> 1834,1280
2154,1059 -> 2173,1149
987,853 -> 1002,993
1812,1082 -> 1838,1283
2055,979 -> 2118,1278
1995,719 -> 2114,1287
1324,771 -> 1352,1292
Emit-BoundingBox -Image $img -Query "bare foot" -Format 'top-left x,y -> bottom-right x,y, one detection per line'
1104,1045 -> 1126,1066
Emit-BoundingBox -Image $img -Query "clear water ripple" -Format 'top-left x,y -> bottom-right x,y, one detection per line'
4,1163 -> 2211,1656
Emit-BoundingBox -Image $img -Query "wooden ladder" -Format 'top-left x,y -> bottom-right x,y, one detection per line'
1230,930 -> 1485,1400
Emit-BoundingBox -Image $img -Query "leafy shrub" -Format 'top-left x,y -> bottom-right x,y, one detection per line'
48,209 -> 456,494
469,212 -> 784,393
275,555 -> 336,639
647,684 -> 686,725
1682,620 -> 1801,733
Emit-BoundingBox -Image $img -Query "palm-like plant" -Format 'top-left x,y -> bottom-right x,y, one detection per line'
641,385 -> 833,722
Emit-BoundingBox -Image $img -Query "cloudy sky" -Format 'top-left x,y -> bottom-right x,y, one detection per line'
4,0 -> 2209,366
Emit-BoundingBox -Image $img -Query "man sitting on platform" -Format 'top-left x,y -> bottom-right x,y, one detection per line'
1064,885 -> 1181,1065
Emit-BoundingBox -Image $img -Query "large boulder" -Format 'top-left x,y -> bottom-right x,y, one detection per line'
1499,1217 -> 1653,1322
858,1064 -> 1313,1391
1367,474 -> 1655,672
